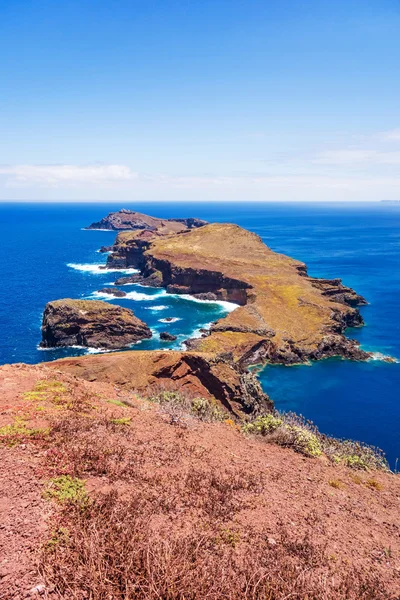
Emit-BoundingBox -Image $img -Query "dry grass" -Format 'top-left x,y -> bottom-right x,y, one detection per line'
41,491 -> 391,600
4,376 -> 394,599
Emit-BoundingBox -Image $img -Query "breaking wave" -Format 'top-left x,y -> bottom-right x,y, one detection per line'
158,317 -> 182,323
67,263 -> 139,274
145,305 -> 169,311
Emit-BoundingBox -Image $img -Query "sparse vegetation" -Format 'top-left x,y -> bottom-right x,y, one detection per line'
147,389 -> 227,423
110,416 -> 132,426
0,417 -> 50,446
329,479 -> 344,489
1,368 -> 397,599
44,475 -> 88,505
41,491 -> 392,600
242,411 -> 389,469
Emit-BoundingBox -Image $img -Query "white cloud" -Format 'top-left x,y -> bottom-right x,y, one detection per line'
0,164 -> 137,186
379,129 -> 400,142
313,149 -> 400,165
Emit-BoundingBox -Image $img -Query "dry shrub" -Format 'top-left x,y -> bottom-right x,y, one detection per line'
45,414 -> 139,480
41,491 -> 392,600
146,387 -> 227,425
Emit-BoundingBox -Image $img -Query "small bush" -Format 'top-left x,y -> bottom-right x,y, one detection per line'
242,411 -> 389,469
148,389 -> 226,423
110,417 -> 132,426
45,475 -> 88,506
242,413 -> 322,457
329,479 -> 344,489
242,413 -> 282,435
0,418 -> 50,446
365,479 -> 383,491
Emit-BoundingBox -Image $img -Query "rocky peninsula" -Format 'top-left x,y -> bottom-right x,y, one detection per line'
100,216 -> 368,365
40,299 -> 152,350
39,211 -> 369,415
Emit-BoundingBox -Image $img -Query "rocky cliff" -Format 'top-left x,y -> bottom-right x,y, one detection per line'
48,350 -> 272,416
86,208 -> 207,231
40,299 -> 152,350
105,221 -> 369,364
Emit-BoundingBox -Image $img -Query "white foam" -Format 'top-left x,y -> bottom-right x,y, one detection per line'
90,291 -> 122,300
124,290 -> 167,301
369,352 -> 398,363
96,249 -> 112,254
81,228 -> 114,232
177,294 -> 239,312
158,317 -> 182,323
145,305 -> 168,311
67,263 -> 139,274
180,322 -> 212,349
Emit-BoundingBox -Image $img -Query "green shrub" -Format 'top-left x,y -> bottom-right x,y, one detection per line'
147,390 -> 226,422
110,417 -> 132,426
45,475 -> 88,505
242,414 -> 282,435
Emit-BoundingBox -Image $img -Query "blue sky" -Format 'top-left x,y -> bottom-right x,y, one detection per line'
1,0 -> 400,201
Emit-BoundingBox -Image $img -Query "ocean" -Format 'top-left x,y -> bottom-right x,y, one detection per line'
1,201 -> 399,467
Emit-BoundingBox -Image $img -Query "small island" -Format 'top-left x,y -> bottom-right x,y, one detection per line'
40,299 -> 152,349
85,212 -> 368,365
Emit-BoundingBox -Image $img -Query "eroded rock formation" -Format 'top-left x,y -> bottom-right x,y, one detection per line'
40,299 -> 152,350
86,208 -> 207,232
105,220 -> 369,364
49,350 -> 272,416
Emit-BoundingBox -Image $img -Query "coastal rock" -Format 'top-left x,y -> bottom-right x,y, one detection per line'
48,350 -> 272,416
141,222 -> 370,364
86,212 -> 371,366
40,299 -> 152,350
86,209 -> 207,232
99,245 -> 112,253
98,287 -> 127,297
160,332 -> 177,341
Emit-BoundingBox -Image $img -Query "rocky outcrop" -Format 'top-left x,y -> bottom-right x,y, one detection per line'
82,212 -> 372,366
135,222 -> 370,365
160,332 -> 177,341
114,272 -> 164,287
308,278 -> 368,307
48,350 -> 272,416
86,209 -> 207,232
98,287 -> 127,297
95,218 -> 371,365
40,299 -> 152,350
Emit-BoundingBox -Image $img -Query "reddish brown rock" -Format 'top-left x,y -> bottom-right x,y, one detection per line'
48,350 -> 271,416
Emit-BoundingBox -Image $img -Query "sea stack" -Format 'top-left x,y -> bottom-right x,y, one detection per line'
40,299 -> 152,350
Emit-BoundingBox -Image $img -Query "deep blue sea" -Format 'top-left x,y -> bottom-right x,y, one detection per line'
1,202 -> 399,467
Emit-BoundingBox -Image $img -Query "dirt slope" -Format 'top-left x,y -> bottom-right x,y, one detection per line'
0,364 -> 399,599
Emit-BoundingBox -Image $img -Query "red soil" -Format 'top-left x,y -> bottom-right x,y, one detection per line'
0,363 -> 399,599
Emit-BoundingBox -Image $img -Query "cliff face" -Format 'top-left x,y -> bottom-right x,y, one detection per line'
49,350 -> 272,416
86,208 -> 207,232
40,299 -> 152,350
106,222 -> 368,365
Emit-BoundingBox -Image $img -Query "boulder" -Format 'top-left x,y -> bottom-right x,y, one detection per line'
98,287 -> 127,297
160,332 -> 177,341
40,299 -> 152,350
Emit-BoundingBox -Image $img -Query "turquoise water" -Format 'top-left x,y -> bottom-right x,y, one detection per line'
1,202 -> 399,466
